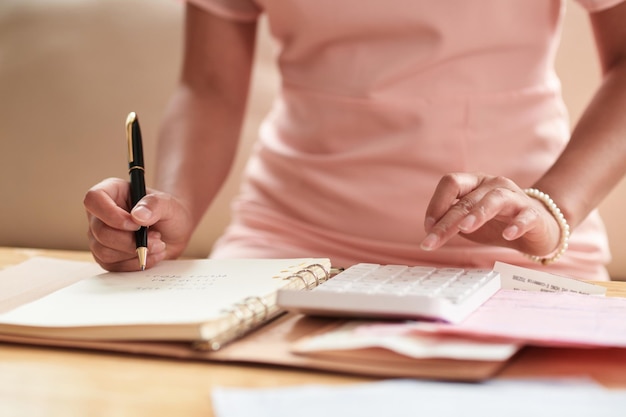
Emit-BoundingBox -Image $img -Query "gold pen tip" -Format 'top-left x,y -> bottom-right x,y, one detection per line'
136,246 -> 148,271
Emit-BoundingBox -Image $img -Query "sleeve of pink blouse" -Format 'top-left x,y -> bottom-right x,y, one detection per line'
185,0 -> 261,22
575,0 -> 625,12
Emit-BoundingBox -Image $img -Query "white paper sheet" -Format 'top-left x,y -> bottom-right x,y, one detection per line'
494,261 -> 606,295
292,320 -> 519,361
212,379 -> 626,417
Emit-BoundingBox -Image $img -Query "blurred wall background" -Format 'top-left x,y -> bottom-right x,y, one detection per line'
0,0 -> 277,260
0,0 -> 624,277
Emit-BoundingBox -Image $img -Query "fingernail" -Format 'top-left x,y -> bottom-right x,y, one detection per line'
132,205 -> 152,222
123,220 -> 140,231
458,214 -> 476,232
420,233 -> 439,251
503,225 -> 519,241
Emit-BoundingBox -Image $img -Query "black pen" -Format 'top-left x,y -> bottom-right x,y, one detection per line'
126,112 -> 148,270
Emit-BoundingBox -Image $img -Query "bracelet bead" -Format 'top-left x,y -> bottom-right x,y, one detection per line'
523,188 -> 570,265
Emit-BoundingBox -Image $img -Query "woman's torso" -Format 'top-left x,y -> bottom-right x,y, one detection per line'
207,0 -> 611,280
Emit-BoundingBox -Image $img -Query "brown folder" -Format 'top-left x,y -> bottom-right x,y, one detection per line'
0,257 -> 511,381
0,312 -> 509,382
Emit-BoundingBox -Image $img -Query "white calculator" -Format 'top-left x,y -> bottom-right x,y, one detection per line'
277,263 -> 501,323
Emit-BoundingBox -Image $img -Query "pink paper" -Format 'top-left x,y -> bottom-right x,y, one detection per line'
358,290 -> 626,348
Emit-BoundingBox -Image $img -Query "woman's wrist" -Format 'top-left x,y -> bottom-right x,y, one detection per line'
523,188 -> 570,265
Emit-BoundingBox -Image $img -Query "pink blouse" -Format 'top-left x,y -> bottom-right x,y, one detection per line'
187,0 -> 623,280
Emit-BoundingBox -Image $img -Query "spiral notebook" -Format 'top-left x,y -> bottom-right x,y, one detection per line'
0,256 -> 331,350
0,256 -> 518,381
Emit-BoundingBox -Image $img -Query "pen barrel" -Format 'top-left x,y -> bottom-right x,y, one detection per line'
126,113 -> 148,263
129,167 -> 146,207
129,119 -> 144,166
129,168 -> 147,250
135,226 -> 148,249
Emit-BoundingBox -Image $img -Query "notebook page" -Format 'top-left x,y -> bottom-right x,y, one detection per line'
0,257 -> 102,314
0,257 -> 328,327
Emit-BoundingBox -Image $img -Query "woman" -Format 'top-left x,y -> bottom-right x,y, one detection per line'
84,0 -> 626,280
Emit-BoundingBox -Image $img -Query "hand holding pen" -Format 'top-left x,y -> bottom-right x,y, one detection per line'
126,112 -> 148,270
84,113 -> 195,272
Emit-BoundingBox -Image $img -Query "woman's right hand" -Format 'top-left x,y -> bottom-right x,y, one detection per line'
83,3 -> 258,272
84,177 -> 194,272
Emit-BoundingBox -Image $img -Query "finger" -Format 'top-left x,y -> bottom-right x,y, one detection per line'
92,249 -> 168,272
101,239 -> 168,272
84,178 -> 138,231
84,177 -> 131,209
422,176 -> 520,251
502,199 -> 560,257
88,214 -> 137,253
130,192 -> 178,227
502,205 -> 541,241
88,229 -> 167,272
87,227 -> 136,265
89,216 -> 166,255
457,186 -> 520,233
423,173 -> 485,232
421,192 -> 485,251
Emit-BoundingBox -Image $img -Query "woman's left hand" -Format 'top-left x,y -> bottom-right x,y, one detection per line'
420,173 -> 562,257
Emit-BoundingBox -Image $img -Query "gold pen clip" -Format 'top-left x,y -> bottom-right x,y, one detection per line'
126,111 -> 137,164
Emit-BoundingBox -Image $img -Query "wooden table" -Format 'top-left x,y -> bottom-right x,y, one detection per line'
1,247 -> 625,416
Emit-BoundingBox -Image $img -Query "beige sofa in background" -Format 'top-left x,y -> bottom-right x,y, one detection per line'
1,0 -> 624,279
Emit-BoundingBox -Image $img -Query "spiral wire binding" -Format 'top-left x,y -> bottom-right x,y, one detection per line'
192,263 -> 329,351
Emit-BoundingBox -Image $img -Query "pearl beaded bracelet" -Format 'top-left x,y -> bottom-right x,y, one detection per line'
523,188 -> 570,265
